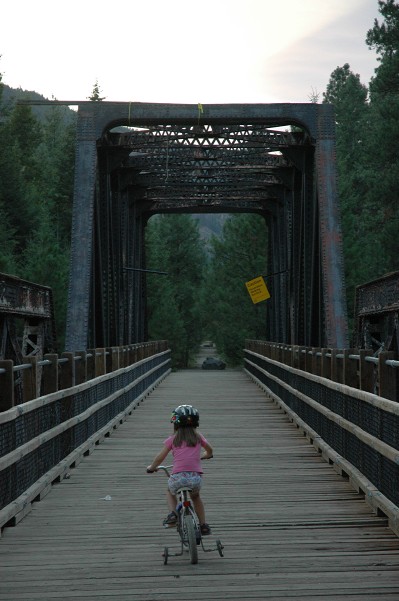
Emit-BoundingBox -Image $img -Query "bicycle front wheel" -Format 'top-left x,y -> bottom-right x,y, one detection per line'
183,513 -> 198,564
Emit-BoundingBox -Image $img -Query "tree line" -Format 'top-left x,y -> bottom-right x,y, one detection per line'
0,82 -> 76,348
323,0 -> 399,332
0,0 -> 398,362
146,213 -> 268,367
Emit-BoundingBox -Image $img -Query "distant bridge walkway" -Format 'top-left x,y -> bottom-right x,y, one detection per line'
1,366 -> 399,600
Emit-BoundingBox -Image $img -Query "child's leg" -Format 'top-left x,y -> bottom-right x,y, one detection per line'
190,491 -> 205,524
166,489 -> 177,513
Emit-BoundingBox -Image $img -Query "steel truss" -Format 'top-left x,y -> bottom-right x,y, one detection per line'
0,272 -> 56,402
63,102 -> 348,351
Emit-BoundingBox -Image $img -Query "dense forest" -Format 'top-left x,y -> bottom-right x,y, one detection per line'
1,0 -> 398,365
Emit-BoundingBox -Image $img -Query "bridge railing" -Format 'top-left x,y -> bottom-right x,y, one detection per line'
244,340 -> 399,537
0,341 -> 171,533
245,341 -> 399,401
0,341 -> 169,411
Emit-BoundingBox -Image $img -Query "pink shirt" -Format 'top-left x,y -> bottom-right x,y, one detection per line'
164,433 -> 208,474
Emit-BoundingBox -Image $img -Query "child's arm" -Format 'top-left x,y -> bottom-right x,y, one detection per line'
201,441 -> 214,460
147,445 -> 170,472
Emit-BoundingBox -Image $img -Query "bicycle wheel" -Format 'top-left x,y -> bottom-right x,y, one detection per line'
183,513 -> 198,564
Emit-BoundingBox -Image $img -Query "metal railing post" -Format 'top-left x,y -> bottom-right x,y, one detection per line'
0,360 -> 14,410
359,349 -> 375,394
22,356 -> 39,402
379,351 -> 397,401
343,349 -> 358,389
321,348 -> 331,380
74,351 -> 87,385
42,354 -> 59,394
312,348 -> 321,376
298,346 -> 306,371
95,348 -> 106,377
60,352 -> 75,389
87,349 -> 96,380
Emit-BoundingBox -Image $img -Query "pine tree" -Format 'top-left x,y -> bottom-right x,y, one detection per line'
0,90 -> 75,348
364,0 -> 399,274
0,106 -> 40,252
146,214 -> 206,367
87,79 -> 106,101
20,203 -> 69,350
366,0 -> 399,96
203,214 -> 268,364
323,64 -> 373,319
0,57 -> 3,104
0,204 -> 17,273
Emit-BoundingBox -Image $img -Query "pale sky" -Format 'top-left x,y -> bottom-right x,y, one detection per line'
2,0 -> 381,104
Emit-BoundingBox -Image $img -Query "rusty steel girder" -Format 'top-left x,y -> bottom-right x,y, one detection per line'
0,272 -> 56,403
0,272 -> 55,361
61,102 -> 348,351
354,271 -> 399,352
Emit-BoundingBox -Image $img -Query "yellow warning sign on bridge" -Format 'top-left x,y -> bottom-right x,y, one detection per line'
245,276 -> 271,304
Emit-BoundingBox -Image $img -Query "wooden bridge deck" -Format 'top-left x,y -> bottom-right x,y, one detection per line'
1,367 -> 399,600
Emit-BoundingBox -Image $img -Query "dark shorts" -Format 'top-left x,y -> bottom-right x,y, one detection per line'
168,471 -> 202,495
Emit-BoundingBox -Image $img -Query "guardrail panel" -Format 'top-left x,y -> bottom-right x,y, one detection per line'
0,344 -> 171,529
244,346 -> 399,513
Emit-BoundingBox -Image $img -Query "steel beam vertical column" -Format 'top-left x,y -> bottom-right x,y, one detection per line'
316,104 -> 349,348
265,212 -> 276,342
65,107 -> 98,351
290,168 -> 305,344
133,213 -> 147,342
119,187 -> 130,345
124,188 -> 135,344
272,197 -> 288,342
302,151 -> 316,346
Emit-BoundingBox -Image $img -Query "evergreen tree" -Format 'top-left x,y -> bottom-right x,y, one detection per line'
146,214 -> 206,367
19,105 -> 76,348
320,2 -> 399,335
36,104 -> 76,243
0,204 -> 17,273
0,57 -> 3,104
203,214 -> 268,364
8,103 -> 43,178
366,0 -> 399,96
87,79 -> 106,101
20,203 -> 69,349
0,105 -> 40,252
0,87 -> 75,349
323,64 -> 368,166
363,0 -> 399,274
323,64 -> 373,318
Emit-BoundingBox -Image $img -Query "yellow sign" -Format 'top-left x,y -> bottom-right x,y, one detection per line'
245,276 -> 271,304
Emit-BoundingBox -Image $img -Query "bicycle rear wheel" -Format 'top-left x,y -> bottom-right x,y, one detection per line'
183,513 -> 198,564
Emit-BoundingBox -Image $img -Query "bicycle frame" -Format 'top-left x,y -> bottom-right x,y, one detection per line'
154,465 -> 224,564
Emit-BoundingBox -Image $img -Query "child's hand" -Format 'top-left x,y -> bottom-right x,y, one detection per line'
146,465 -> 157,473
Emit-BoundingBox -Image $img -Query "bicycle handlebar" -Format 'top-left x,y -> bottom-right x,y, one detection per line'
146,456 -> 213,475
146,464 -> 173,476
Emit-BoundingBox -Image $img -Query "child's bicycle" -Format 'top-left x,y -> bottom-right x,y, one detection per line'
147,465 -> 224,565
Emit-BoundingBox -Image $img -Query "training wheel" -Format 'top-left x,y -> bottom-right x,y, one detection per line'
163,547 -> 169,565
216,539 -> 224,557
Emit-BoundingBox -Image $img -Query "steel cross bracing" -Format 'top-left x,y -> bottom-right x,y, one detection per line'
104,124 -> 303,207
62,102 -> 348,352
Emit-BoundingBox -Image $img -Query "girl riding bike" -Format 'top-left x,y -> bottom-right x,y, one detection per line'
147,404 -> 214,535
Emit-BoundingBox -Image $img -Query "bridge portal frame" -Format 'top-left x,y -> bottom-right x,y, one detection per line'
65,102 -> 348,351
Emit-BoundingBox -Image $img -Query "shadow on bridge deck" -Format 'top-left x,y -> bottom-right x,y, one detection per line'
1,368 -> 399,600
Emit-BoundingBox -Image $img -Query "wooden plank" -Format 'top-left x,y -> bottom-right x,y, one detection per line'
1,364 -> 399,600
